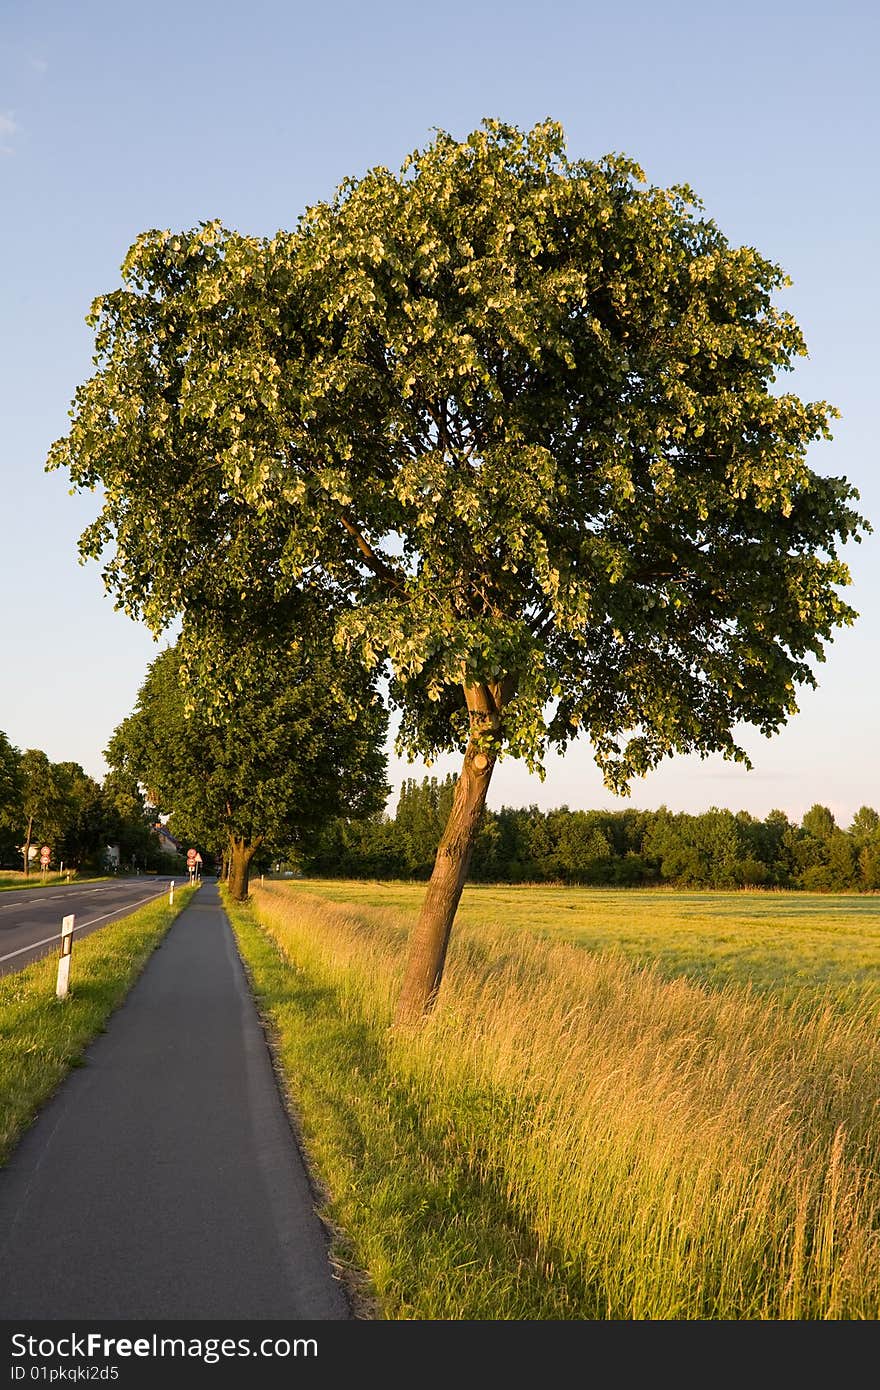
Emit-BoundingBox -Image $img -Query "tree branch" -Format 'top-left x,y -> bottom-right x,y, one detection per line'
339,511 -> 407,593
531,610 -> 557,643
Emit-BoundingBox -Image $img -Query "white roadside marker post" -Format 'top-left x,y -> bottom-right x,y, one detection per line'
169,879 -> 175,905
56,914 -> 75,1000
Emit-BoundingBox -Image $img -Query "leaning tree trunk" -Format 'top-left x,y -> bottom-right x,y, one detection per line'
394,678 -> 511,1026
227,834 -> 261,902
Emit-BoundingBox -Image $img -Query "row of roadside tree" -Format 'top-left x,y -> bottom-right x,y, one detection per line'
7,714 -> 876,894
0,731 -> 165,874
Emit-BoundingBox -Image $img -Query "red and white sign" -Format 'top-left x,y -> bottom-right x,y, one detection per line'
186,848 -> 197,863
40,845 -> 51,866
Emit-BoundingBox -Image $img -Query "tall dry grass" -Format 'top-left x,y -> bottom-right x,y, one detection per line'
249,881 -> 880,1318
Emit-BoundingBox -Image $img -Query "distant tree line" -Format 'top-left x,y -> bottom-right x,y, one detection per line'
0,730 -> 162,874
308,776 -> 880,892
5,721 -> 876,893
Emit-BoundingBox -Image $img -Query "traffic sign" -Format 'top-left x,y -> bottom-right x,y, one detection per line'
186,848 -> 197,863
40,846 -> 51,866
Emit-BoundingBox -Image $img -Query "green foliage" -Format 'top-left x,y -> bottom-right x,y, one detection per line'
106,620 -> 388,862
17,752 -> 118,870
99,768 -> 163,870
802,803 -> 836,842
0,732 -> 22,864
52,762 -> 108,868
310,788 -> 880,892
0,733 -> 166,873
50,118 -> 867,792
19,750 -> 63,850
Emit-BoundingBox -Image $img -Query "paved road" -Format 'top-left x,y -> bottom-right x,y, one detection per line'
0,877 -> 174,976
0,882 -> 349,1319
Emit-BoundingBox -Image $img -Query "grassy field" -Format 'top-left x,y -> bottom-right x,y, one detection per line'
0,884 -> 198,1163
230,878 -> 880,1319
292,879 -> 880,1002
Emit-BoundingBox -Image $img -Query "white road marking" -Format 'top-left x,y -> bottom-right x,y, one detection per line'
0,890 -> 167,966
0,883 -> 139,912
0,888 -> 101,912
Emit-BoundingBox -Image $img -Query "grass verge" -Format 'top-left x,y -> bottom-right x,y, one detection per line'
228,881 -> 880,1320
0,884 -> 198,1163
0,873 -> 109,892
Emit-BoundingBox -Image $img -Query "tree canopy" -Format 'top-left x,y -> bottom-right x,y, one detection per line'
50,118 -> 864,784
50,117 -> 867,1013
105,619 -> 388,897
0,743 -> 125,872
0,731 -> 23,865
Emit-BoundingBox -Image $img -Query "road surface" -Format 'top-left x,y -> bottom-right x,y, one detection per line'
0,881 -> 349,1319
0,876 -> 174,976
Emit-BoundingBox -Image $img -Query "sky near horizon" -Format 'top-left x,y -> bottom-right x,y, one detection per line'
1,0 -> 877,825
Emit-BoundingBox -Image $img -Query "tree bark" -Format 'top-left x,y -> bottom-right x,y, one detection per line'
394,678 -> 511,1025
227,835 -> 260,901
22,815 -> 33,878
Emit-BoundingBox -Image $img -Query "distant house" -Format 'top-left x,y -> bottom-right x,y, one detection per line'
155,824 -> 181,858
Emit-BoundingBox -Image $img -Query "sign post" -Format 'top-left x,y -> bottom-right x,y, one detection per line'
40,845 -> 51,878
56,914 -> 75,999
186,848 -> 197,883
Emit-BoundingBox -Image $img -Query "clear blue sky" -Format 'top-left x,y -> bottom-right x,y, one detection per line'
1,0 -> 877,824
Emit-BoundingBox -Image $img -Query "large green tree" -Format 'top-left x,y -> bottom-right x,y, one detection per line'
50,119 -> 866,1019
18,749 -> 65,875
100,768 -> 163,871
0,732 -> 22,866
106,621 -> 388,899
52,762 -> 108,868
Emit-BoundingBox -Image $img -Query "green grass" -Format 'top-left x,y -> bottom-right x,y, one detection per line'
0,872 -> 109,892
292,879 -> 880,1002
229,880 -> 880,1319
0,884 -> 198,1163
225,889 -> 578,1318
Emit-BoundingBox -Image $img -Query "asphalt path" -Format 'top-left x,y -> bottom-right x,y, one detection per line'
0,881 -> 349,1319
0,876 -> 175,976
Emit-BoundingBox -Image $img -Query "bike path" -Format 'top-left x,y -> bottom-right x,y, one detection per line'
0,882 -> 349,1320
